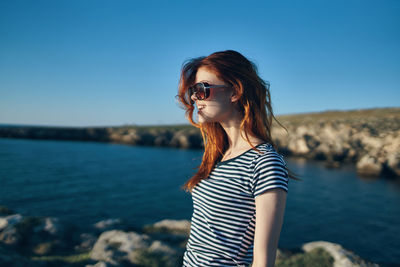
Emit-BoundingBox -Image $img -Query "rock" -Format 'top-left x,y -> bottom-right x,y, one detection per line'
33,241 -> 58,255
360,135 -> 384,150
386,153 -> 400,176
288,137 -> 310,155
272,126 -> 289,148
0,214 -> 23,232
154,135 -> 170,146
356,155 -> 382,176
28,217 -> 71,255
122,131 -> 142,144
0,214 -> 23,245
136,132 -> 156,145
347,148 -> 358,161
295,125 -> 309,136
186,129 -> 203,148
382,133 -> 400,155
0,215 -> 73,255
93,218 -> 124,231
147,240 -> 182,266
320,124 -> 338,141
314,143 -> 330,160
148,239 -> 177,254
150,219 -> 191,235
141,220 -> 191,251
35,217 -> 63,235
337,124 -> 352,140
29,217 -> 68,250
0,225 -> 19,246
89,230 -> 151,265
170,130 -> 191,148
85,261 -> 112,267
330,140 -> 347,161
325,160 -> 341,169
302,240 -> 379,267
75,233 -> 98,253
304,134 -> 320,150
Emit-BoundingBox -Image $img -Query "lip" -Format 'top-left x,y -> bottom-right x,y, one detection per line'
197,105 -> 206,110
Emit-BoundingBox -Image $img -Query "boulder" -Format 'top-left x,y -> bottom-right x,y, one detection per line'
0,214 -> 23,245
169,130 -> 191,148
314,143 -> 330,160
386,153 -> 400,176
136,132 -> 156,145
0,214 -> 22,232
154,135 -> 171,146
272,126 -> 289,148
320,124 -> 338,141
85,261 -> 112,267
356,155 -> 382,176
1,215 -> 73,255
89,230 -> 151,265
331,140 -> 349,161
149,219 -> 191,235
93,218 -> 124,232
288,137 -> 310,155
35,217 -> 64,236
75,232 -> 98,253
303,133 -> 320,150
147,239 -> 183,266
302,241 -> 379,267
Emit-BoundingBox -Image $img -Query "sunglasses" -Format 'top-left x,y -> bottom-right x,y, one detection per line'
188,82 -> 231,103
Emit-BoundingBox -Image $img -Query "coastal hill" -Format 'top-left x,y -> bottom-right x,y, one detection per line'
1,107 -> 399,178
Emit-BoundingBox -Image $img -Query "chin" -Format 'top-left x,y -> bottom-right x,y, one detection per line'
197,114 -> 206,124
196,112 -> 207,123
197,113 -> 219,124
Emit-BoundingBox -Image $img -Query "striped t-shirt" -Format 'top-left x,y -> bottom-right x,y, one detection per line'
182,142 -> 289,267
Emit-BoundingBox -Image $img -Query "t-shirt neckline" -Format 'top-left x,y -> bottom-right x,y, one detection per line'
216,142 -> 268,166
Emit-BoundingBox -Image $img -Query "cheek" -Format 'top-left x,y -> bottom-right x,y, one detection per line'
209,88 -> 231,103
200,101 -> 232,120
209,88 -> 224,100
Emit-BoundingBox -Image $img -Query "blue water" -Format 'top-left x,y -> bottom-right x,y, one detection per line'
0,137 -> 399,266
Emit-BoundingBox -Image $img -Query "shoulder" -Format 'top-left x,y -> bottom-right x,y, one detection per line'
250,143 -> 289,197
251,143 -> 287,169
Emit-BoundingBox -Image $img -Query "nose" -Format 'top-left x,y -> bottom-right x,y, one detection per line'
190,93 -> 198,102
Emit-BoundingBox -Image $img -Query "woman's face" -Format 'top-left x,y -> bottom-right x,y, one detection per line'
191,67 -> 237,124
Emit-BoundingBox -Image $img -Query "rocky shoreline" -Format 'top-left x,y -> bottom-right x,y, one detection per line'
0,107 -> 399,178
0,205 -> 381,267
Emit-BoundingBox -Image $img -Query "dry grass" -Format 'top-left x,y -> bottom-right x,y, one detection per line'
274,107 -> 399,124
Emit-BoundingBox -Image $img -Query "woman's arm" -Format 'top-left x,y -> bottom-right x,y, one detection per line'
252,188 -> 287,267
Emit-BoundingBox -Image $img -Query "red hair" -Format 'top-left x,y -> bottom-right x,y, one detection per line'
176,50 -> 299,193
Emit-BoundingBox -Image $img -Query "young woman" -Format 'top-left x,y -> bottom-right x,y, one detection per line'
176,50 -> 298,267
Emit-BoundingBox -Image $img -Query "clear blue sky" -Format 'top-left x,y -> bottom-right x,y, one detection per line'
0,0 -> 399,127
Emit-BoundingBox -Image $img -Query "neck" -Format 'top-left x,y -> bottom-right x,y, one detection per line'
219,109 -> 261,150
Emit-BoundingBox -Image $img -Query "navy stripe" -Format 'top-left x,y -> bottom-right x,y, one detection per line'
183,143 -> 289,266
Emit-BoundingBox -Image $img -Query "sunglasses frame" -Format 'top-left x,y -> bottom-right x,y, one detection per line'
188,82 -> 231,104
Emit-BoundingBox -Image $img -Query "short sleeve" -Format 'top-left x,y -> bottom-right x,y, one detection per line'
252,150 -> 289,198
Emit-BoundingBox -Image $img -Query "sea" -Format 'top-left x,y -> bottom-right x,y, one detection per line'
0,137 -> 399,266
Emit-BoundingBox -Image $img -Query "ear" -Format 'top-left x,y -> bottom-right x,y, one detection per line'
230,92 -> 240,103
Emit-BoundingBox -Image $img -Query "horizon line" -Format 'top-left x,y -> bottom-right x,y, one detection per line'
0,106 -> 398,129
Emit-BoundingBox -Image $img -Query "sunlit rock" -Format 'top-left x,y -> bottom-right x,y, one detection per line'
356,154 -> 382,176
302,240 -> 379,267
89,230 -> 151,265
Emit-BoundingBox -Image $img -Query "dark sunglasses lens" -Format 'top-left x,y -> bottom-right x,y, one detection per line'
194,83 -> 206,99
